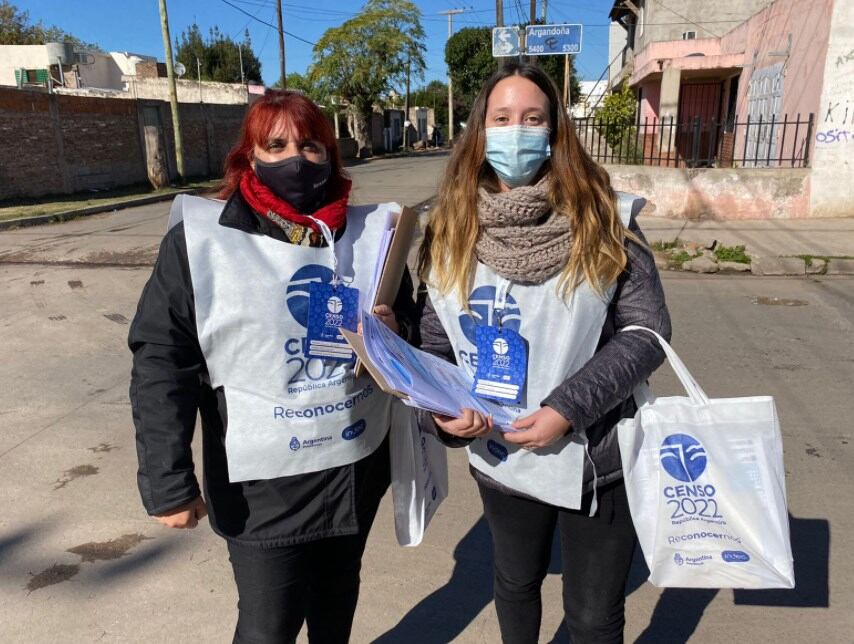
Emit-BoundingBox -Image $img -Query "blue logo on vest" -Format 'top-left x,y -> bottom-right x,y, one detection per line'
289,437 -> 301,451
722,550 -> 750,563
487,439 -> 509,462
286,264 -> 335,327
674,553 -> 684,566
342,419 -> 366,441
660,434 -> 707,482
459,285 -> 521,345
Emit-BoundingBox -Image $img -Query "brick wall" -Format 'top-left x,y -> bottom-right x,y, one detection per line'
0,87 -> 248,200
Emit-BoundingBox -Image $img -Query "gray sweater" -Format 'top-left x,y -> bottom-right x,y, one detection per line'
416,218 -> 672,495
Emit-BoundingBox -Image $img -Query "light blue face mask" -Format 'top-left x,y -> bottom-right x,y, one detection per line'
485,125 -> 551,188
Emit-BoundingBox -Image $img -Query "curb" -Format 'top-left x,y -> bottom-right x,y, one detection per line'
657,253 -> 854,276
0,188 -> 208,231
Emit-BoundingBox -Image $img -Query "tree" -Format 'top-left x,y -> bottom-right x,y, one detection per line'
175,24 -> 262,84
445,25 -> 581,125
310,0 -> 426,156
597,82 -> 638,148
0,0 -> 100,49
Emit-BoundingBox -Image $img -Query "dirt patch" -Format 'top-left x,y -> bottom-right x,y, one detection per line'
752,296 -> 808,307
103,313 -> 129,325
87,442 -> 118,453
30,280 -> 44,286
67,533 -> 152,563
54,464 -> 99,490
67,280 -> 84,289
48,315 -> 67,321
25,563 -> 80,593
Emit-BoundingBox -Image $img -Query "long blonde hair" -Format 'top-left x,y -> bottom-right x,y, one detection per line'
419,63 -> 633,299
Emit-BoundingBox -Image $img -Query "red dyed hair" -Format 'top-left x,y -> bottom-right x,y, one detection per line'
218,90 -> 347,199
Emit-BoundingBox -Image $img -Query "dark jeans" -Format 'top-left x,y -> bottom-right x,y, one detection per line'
478,479 -> 637,644
227,529 -> 374,644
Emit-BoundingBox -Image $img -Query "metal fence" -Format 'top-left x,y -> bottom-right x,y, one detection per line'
573,114 -> 815,169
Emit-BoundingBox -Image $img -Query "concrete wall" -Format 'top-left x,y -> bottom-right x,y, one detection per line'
607,164 -> 811,219
124,77 -> 250,104
0,87 -> 248,200
638,0 -> 773,50
811,0 -> 854,217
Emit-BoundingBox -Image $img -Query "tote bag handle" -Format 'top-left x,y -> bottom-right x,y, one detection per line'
620,325 -> 711,406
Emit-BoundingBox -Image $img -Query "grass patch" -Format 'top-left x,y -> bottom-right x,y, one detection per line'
714,244 -> 751,264
0,179 -> 220,222
651,238 -> 681,252
794,254 -> 854,267
669,250 -> 694,265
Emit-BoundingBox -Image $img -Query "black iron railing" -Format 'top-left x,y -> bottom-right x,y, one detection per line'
572,113 -> 815,168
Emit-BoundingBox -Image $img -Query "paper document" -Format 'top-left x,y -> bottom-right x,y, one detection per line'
354,311 -> 517,431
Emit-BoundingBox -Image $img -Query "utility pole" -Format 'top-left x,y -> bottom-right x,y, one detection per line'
530,0 -> 537,22
404,51 -> 411,149
440,9 -> 464,144
276,0 -> 286,88
158,0 -> 185,182
543,0 -> 547,21
564,55 -> 571,109
496,0 -> 503,27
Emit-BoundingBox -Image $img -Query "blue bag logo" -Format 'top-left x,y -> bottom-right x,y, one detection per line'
285,264 -> 335,327
487,439 -> 508,462
289,437 -> 301,451
459,286 -> 521,345
660,434 -> 707,482
341,419 -> 366,441
674,553 -> 684,566
722,550 -> 751,563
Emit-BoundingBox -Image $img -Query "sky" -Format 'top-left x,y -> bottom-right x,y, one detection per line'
16,0 -> 618,88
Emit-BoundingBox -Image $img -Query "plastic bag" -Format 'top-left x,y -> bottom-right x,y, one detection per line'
617,326 -> 794,588
389,401 -> 449,546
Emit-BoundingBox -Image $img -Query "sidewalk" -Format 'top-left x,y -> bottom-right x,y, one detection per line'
638,215 -> 854,275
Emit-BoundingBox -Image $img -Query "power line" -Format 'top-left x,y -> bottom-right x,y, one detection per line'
216,0 -> 316,46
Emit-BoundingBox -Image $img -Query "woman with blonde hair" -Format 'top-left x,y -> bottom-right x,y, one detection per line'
417,63 -> 671,643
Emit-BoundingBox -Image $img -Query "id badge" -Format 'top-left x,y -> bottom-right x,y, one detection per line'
472,325 -> 527,404
305,282 -> 359,361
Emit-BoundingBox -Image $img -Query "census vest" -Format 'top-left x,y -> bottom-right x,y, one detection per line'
172,195 -> 397,482
428,194 -> 637,510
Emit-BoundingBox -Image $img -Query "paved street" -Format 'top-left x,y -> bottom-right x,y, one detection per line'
1,154 -> 852,643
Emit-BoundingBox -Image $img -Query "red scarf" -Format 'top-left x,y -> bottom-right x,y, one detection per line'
239,170 -> 351,233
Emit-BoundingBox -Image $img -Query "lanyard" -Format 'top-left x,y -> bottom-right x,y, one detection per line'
308,217 -> 340,286
494,278 -> 512,329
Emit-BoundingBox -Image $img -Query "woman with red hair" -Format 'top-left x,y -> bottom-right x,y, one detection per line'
129,90 -> 414,643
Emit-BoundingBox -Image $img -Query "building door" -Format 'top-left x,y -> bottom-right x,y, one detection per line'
677,82 -> 722,166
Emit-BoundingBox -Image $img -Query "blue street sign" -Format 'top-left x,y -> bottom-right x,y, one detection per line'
492,27 -> 522,57
525,24 -> 583,56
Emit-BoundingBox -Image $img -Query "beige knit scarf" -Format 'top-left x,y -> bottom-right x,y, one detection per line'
475,178 -> 572,284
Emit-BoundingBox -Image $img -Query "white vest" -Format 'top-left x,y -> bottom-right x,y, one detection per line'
173,195 -> 398,482
428,193 -> 637,509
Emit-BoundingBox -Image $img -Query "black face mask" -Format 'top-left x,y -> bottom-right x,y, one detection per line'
254,155 -> 332,214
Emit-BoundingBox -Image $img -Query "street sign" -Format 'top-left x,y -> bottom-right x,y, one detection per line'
492,27 -> 522,57
525,24 -> 583,56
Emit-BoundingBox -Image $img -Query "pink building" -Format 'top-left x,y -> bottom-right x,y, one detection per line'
609,0 -> 834,168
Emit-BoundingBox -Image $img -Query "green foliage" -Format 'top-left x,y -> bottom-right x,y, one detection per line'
714,244 -> 751,264
0,0 -> 100,49
310,0 -> 425,117
411,79 -> 448,132
175,25 -> 262,84
597,83 -> 638,151
445,25 -> 581,127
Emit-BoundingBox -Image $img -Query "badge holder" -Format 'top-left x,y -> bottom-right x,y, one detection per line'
304,218 -> 359,361
471,280 -> 527,405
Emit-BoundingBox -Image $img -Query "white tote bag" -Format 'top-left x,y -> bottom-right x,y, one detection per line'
389,400 -> 449,546
617,326 -> 795,589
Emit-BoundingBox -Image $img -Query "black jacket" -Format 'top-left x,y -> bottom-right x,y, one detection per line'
129,191 -> 415,546
417,216 -> 671,495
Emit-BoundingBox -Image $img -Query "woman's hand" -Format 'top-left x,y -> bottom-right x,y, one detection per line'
154,496 -> 207,529
373,304 -> 399,334
433,408 -> 493,438
503,406 -> 571,450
